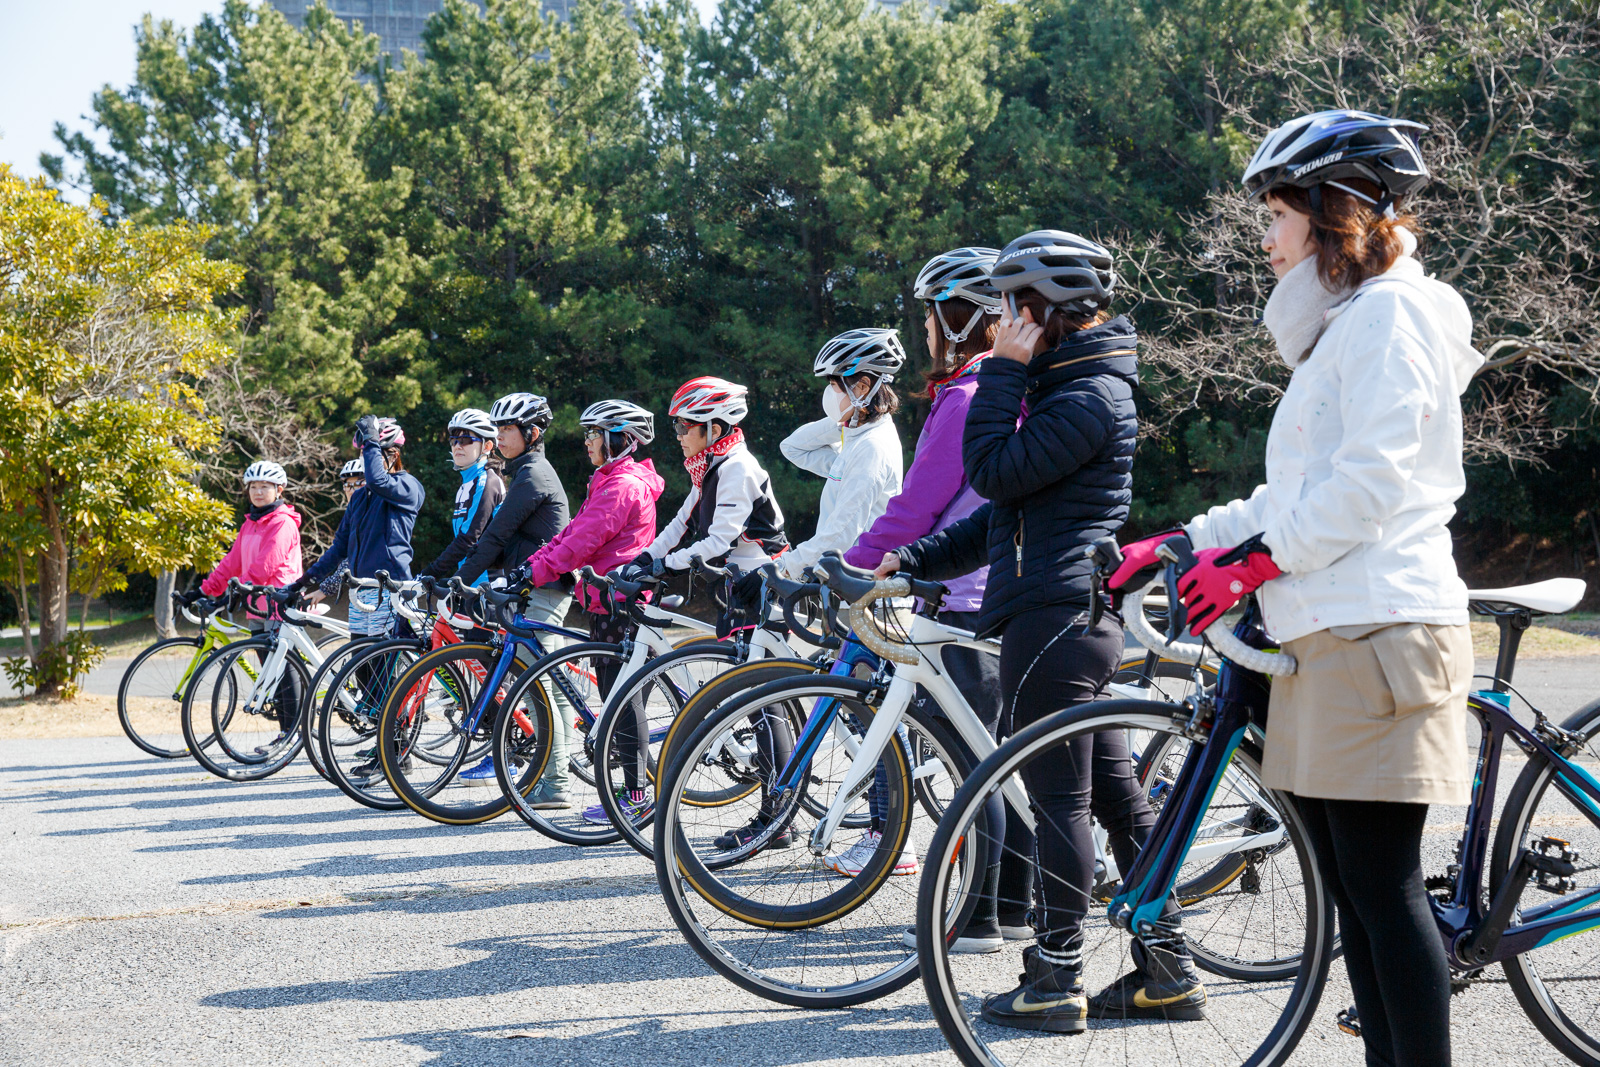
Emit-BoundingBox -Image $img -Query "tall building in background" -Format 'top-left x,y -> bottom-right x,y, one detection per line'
269,1 -> 494,58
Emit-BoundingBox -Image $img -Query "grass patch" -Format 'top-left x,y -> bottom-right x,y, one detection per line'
1471,621 -> 1600,659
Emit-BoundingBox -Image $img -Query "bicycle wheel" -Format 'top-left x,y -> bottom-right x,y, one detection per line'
320,638 -> 425,810
181,637 -> 311,782
491,641 -> 630,845
118,636 -> 206,758
1492,696 -> 1600,1065
654,675 -> 979,1007
596,650 -> 820,857
378,642 -> 524,825
302,636 -> 383,783
916,698 -> 1333,1067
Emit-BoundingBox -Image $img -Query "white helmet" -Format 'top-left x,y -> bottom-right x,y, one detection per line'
814,328 -> 907,381
580,400 -> 656,446
241,460 -> 287,487
489,392 -> 553,430
669,377 -> 748,425
447,408 -> 496,439
339,458 -> 364,479
916,247 -> 1002,345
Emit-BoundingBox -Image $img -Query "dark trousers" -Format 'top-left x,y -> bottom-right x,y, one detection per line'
1293,795 -> 1451,1067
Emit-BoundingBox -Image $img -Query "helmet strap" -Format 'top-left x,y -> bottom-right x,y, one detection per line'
935,301 -> 980,345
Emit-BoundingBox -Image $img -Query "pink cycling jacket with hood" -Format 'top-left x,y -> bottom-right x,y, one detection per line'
526,456 -> 665,613
201,503 -> 305,607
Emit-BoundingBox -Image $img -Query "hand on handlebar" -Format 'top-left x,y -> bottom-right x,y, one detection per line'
872,552 -> 901,580
1176,534 -> 1282,635
1108,529 -> 1184,591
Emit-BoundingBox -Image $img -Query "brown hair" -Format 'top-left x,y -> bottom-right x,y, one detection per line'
834,375 -> 900,421
383,448 -> 405,474
924,299 -> 1000,382
1266,180 -> 1417,291
1007,289 -> 1112,350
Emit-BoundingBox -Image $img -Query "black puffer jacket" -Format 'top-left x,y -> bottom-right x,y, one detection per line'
895,315 -> 1139,637
453,444 -> 570,586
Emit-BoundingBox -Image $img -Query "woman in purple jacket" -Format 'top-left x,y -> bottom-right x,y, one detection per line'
828,249 -> 1010,947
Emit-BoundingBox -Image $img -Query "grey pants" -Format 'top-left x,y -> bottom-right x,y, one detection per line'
522,586 -> 576,791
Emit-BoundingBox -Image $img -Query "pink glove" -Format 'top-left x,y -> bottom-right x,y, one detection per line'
1108,529 -> 1184,590
1176,538 -> 1282,635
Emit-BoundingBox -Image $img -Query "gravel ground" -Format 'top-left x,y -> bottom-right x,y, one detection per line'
2,656 -> 1598,1067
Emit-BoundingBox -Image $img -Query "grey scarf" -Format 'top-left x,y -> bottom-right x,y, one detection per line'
1262,256 -> 1349,368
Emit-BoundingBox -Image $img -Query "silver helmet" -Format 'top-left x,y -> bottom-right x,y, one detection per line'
241,460 -> 287,487
580,400 -> 656,446
813,328 -> 907,381
990,230 -> 1117,314
447,408 -> 496,440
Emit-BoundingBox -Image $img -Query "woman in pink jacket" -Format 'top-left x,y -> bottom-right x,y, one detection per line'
516,400 -> 663,810
195,460 -> 305,750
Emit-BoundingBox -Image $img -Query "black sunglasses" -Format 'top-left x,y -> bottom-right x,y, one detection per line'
673,418 -> 703,438
447,432 -> 486,445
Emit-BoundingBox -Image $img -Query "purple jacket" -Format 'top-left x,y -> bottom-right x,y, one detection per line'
845,361 -> 989,611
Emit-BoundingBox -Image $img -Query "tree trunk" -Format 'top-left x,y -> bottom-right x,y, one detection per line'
154,570 -> 177,639
13,550 -> 33,664
35,485 -> 71,695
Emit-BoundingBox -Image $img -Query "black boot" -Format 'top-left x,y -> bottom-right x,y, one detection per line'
1087,927 -> 1206,1021
979,945 -> 1087,1033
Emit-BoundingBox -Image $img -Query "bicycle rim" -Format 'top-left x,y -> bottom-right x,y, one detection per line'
118,636 -> 205,758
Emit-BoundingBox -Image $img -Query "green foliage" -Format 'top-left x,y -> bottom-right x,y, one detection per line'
3,632 -> 108,700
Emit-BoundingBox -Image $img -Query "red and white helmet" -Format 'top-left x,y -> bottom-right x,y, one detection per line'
669,376 -> 748,425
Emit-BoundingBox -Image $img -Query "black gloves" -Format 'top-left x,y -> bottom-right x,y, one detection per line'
503,563 -> 533,589
731,569 -> 765,604
178,588 -> 202,606
354,414 -> 381,447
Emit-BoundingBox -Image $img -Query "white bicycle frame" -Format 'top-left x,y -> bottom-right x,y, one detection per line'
232,598 -> 350,720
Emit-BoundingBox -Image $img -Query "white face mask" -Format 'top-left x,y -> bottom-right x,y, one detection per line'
822,383 -> 850,420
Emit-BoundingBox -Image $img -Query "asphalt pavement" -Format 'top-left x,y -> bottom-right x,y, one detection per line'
3,657 -> 1599,1066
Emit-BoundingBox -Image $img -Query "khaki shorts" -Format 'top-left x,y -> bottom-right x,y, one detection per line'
1262,623 -> 1473,805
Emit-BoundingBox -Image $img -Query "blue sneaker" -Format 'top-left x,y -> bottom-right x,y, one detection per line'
458,756 -> 497,781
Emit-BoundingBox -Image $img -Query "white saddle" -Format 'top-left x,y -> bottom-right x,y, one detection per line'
1467,578 -> 1587,616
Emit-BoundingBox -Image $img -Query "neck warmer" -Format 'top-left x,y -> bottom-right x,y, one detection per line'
926,351 -> 990,399
685,426 -> 744,488
247,501 -> 282,520
1263,256 -> 1353,368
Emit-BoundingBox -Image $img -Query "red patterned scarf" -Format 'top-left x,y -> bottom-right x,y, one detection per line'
684,426 -> 744,488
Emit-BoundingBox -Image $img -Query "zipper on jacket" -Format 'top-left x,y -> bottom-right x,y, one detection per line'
1014,514 -> 1024,577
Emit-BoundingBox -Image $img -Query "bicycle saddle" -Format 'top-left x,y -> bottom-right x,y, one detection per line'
1468,578 -> 1586,616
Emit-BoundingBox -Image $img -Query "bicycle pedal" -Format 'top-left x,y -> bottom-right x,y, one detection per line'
1335,1006 -> 1360,1037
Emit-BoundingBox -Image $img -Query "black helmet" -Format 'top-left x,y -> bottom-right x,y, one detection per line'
1242,110 -> 1429,217
990,230 -> 1117,314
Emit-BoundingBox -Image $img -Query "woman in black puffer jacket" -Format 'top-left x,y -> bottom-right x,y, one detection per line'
878,231 -> 1196,1032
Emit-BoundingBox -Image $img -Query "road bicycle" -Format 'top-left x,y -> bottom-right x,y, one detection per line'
650,552 -> 1268,1008
117,590 -> 254,758
178,579 -> 349,782
916,536 -> 1598,1067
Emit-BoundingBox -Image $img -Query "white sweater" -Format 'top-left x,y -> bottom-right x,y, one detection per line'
777,415 -> 903,579
1186,253 -> 1484,643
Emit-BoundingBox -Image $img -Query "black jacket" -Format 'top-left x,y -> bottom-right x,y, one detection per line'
453,444 -> 569,585
896,316 -> 1139,637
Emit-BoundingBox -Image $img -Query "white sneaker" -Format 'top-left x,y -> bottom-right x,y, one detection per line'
821,830 -> 920,877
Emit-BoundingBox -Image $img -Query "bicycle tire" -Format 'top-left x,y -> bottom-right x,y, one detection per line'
117,635 -> 205,758
1492,695 -> 1600,1066
915,697 -> 1334,1067
180,636 -> 311,782
302,636 -> 385,783
319,637 -> 427,810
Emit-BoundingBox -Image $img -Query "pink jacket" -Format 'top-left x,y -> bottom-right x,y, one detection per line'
202,504 -> 305,603
526,458 -> 665,613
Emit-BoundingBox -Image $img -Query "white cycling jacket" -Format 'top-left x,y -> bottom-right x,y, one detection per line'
1186,248 -> 1485,643
777,415 -> 903,580
646,441 -> 787,572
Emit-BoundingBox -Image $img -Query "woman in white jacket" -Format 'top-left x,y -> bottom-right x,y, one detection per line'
777,328 -> 907,580
1110,111 -> 1477,1059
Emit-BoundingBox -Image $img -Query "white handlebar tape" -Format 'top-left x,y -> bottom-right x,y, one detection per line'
1125,578 -> 1297,677
845,577 -> 919,665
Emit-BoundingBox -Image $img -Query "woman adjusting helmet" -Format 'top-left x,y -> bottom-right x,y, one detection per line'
989,229 -> 1117,319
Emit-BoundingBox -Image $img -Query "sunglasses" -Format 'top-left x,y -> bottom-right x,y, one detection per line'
583,428 -> 603,441
673,418 -> 703,438
342,478 -> 365,488
447,433 -> 486,445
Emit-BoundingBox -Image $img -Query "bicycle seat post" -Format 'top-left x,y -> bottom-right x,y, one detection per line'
1488,607 -> 1532,694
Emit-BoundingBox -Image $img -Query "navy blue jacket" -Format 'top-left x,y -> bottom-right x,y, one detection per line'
307,445 -> 427,582
895,315 -> 1139,637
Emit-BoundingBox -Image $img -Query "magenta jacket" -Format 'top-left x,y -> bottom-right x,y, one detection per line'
845,360 -> 989,612
202,503 -> 305,613
526,457 -> 665,613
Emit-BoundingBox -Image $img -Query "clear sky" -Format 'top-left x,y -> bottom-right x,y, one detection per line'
0,0 -> 718,192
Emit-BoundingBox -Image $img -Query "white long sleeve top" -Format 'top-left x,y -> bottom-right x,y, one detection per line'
1185,252 -> 1484,643
777,415 -> 903,579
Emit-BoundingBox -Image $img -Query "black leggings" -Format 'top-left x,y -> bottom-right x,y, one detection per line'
995,606 -> 1156,958
1293,795 -> 1451,1067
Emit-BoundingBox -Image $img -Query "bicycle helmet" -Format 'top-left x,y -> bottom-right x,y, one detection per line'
1242,109 -> 1429,217
489,392 -> 554,431
351,417 -> 406,450
241,460 -> 287,487
447,408 -> 496,440
338,459 -> 364,479
580,400 -> 656,446
669,377 -> 748,425
915,247 -> 1002,345
990,230 -> 1117,313
813,329 -> 907,381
